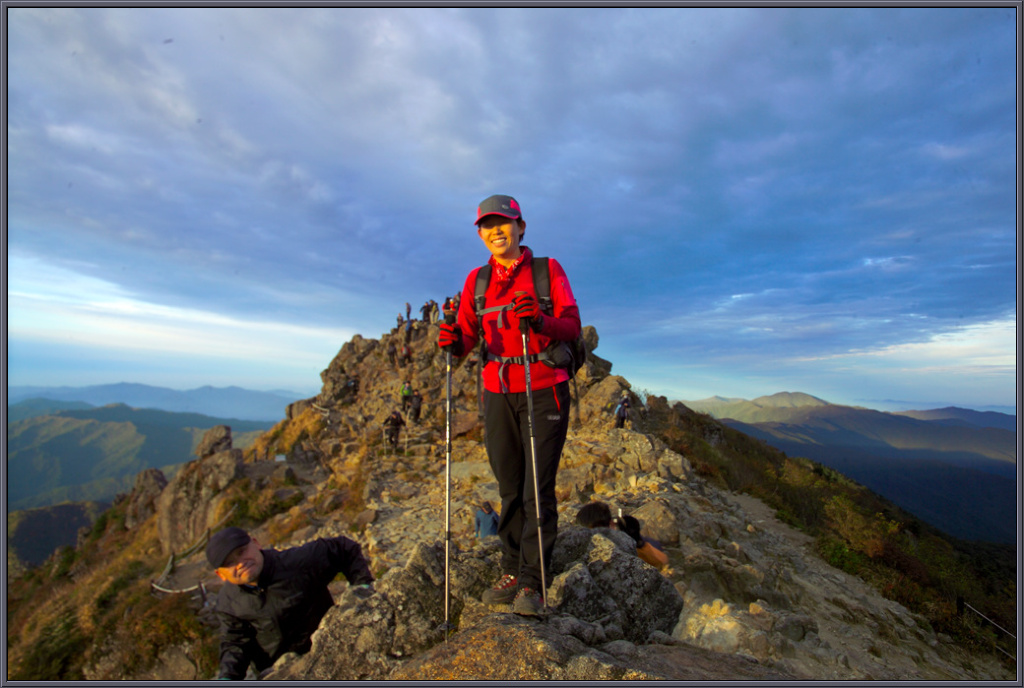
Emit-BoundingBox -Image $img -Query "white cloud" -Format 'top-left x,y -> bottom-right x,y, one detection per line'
861,256 -> 914,271
920,142 -> 972,160
794,316 -> 1016,371
7,254 -> 355,365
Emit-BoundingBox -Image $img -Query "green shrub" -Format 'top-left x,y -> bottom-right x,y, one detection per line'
817,537 -> 867,575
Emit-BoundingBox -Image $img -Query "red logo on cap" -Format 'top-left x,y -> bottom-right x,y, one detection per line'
509,198 -> 520,213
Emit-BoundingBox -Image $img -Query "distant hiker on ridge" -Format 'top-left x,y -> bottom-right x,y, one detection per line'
383,410 -> 405,449
400,381 -> 413,410
438,193 -> 581,616
409,389 -> 423,424
613,391 -> 631,429
206,527 -> 373,680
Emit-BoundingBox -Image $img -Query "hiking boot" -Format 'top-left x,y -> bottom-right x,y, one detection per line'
481,573 -> 518,605
512,587 -> 543,616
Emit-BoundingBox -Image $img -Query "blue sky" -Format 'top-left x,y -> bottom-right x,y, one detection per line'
5,6 -> 1018,413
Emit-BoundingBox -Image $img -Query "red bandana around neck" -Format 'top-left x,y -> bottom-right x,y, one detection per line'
490,246 -> 533,286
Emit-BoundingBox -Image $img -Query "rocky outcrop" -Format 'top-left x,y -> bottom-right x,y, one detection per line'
268,530 -> 696,681
194,425 -> 232,458
124,468 -> 167,529
132,321 -> 1013,681
156,427 -> 242,555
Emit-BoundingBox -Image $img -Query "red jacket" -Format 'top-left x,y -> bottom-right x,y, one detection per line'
454,247 -> 581,394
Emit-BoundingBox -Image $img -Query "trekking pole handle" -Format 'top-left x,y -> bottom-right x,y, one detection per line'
514,291 -> 530,335
444,309 -> 456,326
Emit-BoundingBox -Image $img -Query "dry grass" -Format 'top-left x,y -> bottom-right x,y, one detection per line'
5,506 -> 209,681
248,408 -> 325,460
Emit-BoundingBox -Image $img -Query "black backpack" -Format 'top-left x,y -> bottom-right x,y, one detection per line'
473,257 -> 587,377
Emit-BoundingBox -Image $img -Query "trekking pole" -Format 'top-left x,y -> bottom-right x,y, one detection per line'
439,308 -> 457,640
517,295 -> 548,608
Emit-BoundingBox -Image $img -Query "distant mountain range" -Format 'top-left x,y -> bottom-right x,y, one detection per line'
680,392 -> 1018,543
893,407 -> 1018,432
7,383 -> 308,421
6,402 -> 273,512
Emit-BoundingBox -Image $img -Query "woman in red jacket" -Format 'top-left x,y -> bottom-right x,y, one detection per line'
438,194 -> 581,616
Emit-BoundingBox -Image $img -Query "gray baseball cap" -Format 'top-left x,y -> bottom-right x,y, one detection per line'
475,194 -> 523,224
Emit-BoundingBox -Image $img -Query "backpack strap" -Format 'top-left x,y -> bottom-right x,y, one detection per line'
531,257 -> 554,315
473,265 -> 506,317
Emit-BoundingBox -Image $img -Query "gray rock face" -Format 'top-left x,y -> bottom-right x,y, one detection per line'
124,467 -> 167,530
549,527 -> 683,644
194,424 -> 232,459
267,530 -> 692,681
156,447 -> 241,555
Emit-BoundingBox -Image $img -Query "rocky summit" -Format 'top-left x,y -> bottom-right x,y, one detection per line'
31,318 -> 1013,681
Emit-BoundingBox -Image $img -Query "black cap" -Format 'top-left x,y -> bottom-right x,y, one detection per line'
475,194 -> 523,224
206,526 -> 251,568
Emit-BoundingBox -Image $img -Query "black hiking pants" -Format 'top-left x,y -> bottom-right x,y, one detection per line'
483,380 -> 571,591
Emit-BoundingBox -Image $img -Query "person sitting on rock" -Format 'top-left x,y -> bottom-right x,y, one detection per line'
575,501 -> 613,528
475,501 -> 500,537
383,410 -> 405,448
576,501 -> 668,570
615,512 -> 669,571
206,526 -> 374,680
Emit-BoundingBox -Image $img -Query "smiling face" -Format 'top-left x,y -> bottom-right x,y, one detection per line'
215,537 -> 264,585
477,215 -> 526,267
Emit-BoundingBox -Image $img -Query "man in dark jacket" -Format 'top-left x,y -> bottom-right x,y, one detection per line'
206,527 -> 374,680
383,410 -> 405,448
409,390 -> 423,424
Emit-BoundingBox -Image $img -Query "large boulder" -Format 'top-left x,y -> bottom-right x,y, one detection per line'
195,425 -> 232,459
574,326 -> 613,389
577,375 -> 632,427
267,526 -> 687,680
319,335 -> 378,407
124,468 -> 168,530
549,527 -> 683,644
632,499 -> 682,546
156,448 -> 241,555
